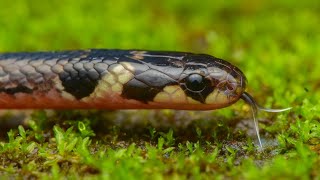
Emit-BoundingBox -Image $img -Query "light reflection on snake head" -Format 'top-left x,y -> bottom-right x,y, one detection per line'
179,54 -> 247,105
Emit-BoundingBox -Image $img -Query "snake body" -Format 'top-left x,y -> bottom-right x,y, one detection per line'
0,49 -> 246,110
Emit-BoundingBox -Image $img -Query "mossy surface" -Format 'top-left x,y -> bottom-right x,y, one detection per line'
0,0 -> 319,179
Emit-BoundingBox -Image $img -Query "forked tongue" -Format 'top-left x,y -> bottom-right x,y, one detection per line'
241,92 -> 292,149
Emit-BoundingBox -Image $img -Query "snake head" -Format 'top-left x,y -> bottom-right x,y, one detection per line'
121,51 -> 247,110
175,54 -> 247,109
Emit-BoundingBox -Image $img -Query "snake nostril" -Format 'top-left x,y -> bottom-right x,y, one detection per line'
217,81 -> 236,93
227,83 -> 236,91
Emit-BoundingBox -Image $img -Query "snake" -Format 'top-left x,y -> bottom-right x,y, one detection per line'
0,49 -> 291,147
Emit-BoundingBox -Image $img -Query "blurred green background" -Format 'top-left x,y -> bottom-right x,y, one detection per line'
0,0 -> 319,179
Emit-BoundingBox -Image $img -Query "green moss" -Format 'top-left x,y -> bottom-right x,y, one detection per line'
0,0 -> 319,179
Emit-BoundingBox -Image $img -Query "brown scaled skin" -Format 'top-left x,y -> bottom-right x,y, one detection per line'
0,49 -> 246,110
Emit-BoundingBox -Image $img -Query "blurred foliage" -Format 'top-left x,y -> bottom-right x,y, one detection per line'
0,0 -> 319,179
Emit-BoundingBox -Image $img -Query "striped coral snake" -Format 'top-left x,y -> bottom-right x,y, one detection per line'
0,49 -> 291,147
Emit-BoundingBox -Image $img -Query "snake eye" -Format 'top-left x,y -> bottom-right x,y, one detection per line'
185,74 -> 206,92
